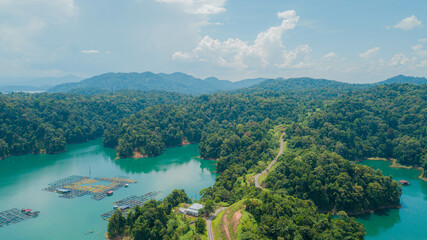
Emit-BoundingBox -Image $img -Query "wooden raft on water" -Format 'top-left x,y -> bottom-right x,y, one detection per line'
43,175 -> 137,201
101,191 -> 162,220
0,208 -> 39,228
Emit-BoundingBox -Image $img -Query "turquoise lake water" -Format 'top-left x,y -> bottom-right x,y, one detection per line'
358,160 -> 427,240
0,139 -> 217,240
0,139 -> 426,240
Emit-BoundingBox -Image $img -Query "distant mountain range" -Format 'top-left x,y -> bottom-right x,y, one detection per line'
47,72 -> 267,95
0,75 -> 82,93
1,72 -> 425,95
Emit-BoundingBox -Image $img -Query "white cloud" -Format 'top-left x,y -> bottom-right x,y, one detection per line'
0,0 -> 78,53
173,10 -> 310,69
417,60 -> 427,68
389,15 -> 422,31
419,38 -> 427,43
411,44 -> 423,52
359,47 -> 380,58
389,53 -> 410,66
323,52 -> 338,59
411,42 -> 427,57
81,49 -> 99,54
155,0 -> 226,15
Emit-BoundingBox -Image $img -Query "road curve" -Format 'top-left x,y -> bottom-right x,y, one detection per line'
207,207 -> 227,240
207,133 -> 285,239
254,133 -> 285,188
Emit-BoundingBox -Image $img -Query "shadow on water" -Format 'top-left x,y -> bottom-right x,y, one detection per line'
113,144 -> 216,174
357,208 -> 401,236
358,160 -> 427,239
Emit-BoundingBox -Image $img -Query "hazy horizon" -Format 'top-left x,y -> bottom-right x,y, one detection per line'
1,0 -> 426,84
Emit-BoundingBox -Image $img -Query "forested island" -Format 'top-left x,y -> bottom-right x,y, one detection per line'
0,77 -> 425,239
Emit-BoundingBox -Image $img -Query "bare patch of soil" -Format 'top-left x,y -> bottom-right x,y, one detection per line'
133,151 -> 147,159
231,210 -> 242,234
222,209 -> 231,240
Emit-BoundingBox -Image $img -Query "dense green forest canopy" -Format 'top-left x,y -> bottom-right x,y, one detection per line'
243,192 -> 366,239
0,91 -> 187,158
266,150 -> 402,213
1,80 -> 425,239
107,189 -> 203,240
286,84 -> 426,170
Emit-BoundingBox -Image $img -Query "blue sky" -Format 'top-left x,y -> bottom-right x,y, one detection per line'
0,0 -> 426,83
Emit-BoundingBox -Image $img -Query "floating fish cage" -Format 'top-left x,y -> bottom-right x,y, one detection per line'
43,175 -> 137,201
0,208 -> 39,228
101,191 -> 162,220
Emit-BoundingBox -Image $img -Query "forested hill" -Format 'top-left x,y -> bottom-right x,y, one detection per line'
241,77 -> 369,96
47,72 -> 266,95
376,75 -> 427,85
46,73 -> 425,96
241,75 -> 426,95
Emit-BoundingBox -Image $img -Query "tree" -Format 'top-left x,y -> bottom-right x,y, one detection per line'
195,217 -> 206,234
108,210 -> 126,238
201,200 -> 214,216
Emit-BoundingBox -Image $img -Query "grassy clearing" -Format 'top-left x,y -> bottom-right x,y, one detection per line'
216,202 -> 231,208
212,209 -> 227,240
234,209 -> 259,239
212,200 -> 261,240
225,200 -> 246,240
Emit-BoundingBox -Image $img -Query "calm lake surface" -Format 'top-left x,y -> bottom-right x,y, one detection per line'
358,160 -> 427,240
0,139 -> 217,240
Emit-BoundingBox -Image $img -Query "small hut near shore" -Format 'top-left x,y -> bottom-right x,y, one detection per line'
399,180 -> 409,185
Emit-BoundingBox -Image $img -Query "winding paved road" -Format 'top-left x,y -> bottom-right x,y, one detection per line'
206,133 -> 285,240
254,133 -> 285,188
207,207 -> 227,240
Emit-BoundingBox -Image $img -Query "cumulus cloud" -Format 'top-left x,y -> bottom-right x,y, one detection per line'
417,60 -> 427,68
155,0 -> 226,15
0,0 -> 78,53
173,10 -> 311,69
411,42 -> 427,57
323,52 -> 338,59
388,15 -> 422,31
389,54 -> 410,66
359,47 -> 380,58
81,49 -> 99,54
411,44 -> 423,52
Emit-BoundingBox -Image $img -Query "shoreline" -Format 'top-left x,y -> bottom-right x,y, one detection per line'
115,142 -> 199,160
319,204 -> 402,216
196,155 -> 218,161
346,205 -> 402,216
0,137 -> 103,161
365,157 -> 427,182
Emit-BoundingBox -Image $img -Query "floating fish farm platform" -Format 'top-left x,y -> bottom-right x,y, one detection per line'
101,191 -> 162,220
43,175 -> 137,201
0,208 -> 39,228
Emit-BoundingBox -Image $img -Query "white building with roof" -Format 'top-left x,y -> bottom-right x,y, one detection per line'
185,203 -> 204,217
